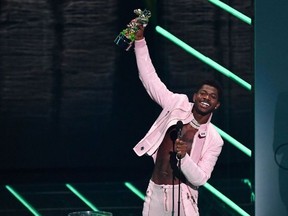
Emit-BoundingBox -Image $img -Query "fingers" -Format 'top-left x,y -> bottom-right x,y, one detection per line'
175,139 -> 187,158
129,19 -> 145,40
135,25 -> 144,40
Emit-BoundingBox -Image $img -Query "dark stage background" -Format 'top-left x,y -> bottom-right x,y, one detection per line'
0,0 -> 253,214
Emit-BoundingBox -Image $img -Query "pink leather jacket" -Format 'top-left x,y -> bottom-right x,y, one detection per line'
133,39 -> 223,211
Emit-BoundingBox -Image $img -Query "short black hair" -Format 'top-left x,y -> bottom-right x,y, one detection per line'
195,79 -> 223,102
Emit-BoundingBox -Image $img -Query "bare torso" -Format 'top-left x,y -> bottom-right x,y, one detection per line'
151,123 -> 198,185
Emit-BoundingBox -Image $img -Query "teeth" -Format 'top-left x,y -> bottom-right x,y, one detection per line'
201,102 -> 210,107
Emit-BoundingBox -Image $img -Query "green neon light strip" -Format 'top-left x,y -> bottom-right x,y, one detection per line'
208,0 -> 252,25
242,178 -> 255,202
5,185 -> 41,216
204,182 -> 250,216
66,184 -> 98,211
213,124 -> 252,157
155,26 -> 252,91
124,182 -> 145,200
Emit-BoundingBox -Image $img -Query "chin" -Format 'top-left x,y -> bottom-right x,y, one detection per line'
198,108 -> 214,116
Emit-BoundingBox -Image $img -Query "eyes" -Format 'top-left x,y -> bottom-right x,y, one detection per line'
198,90 -> 218,100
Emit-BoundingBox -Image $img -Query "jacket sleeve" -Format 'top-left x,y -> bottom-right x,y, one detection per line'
179,130 -> 224,186
134,39 -> 174,108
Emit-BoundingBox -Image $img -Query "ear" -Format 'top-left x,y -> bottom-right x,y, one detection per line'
215,102 -> 220,110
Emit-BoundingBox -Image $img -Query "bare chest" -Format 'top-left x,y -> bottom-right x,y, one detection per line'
151,124 -> 198,184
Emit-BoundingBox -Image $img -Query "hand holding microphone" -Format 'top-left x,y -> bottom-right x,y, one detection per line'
176,139 -> 188,159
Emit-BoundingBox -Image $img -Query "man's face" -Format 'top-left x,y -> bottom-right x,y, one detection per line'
193,84 -> 220,116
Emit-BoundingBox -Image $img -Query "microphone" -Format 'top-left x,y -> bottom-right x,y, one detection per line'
176,121 -> 183,159
176,120 -> 183,139
175,121 -> 184,216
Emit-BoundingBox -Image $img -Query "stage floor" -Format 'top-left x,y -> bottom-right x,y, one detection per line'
0,178 -> 253,216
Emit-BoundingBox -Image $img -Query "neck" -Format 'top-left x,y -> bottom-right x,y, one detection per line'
190,118 -> 200,129
192,110 -> 211,125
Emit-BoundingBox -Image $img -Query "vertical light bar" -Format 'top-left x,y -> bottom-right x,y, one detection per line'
213,124 -> 252,157
66,183 -> 98,211
204,183 -> 250,216
124,182 -> 145,200
5,185 -> 41,216
208,0 -> 252,25
155,26 -> 252,91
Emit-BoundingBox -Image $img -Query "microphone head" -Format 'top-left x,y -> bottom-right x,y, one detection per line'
176,120 -> 183,131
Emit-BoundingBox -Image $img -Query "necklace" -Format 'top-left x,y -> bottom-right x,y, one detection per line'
189,118 -> 200,130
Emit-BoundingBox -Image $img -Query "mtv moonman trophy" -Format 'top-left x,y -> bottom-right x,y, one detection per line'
114,9 -> 151,51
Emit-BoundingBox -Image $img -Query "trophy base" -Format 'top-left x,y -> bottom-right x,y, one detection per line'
114,33 -> 133,51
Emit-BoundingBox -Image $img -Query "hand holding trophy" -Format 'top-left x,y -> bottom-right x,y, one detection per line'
114,9 -> 151,51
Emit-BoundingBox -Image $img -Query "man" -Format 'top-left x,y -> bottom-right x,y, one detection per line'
132,25 -> 224,216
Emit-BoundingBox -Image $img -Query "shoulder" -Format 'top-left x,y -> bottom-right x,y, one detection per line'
170,93 -> 191,109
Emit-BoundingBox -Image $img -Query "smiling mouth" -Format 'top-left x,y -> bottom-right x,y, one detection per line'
200,101 -> 210,108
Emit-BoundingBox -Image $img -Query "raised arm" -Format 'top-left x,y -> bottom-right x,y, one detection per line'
134,25 -> 175,108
